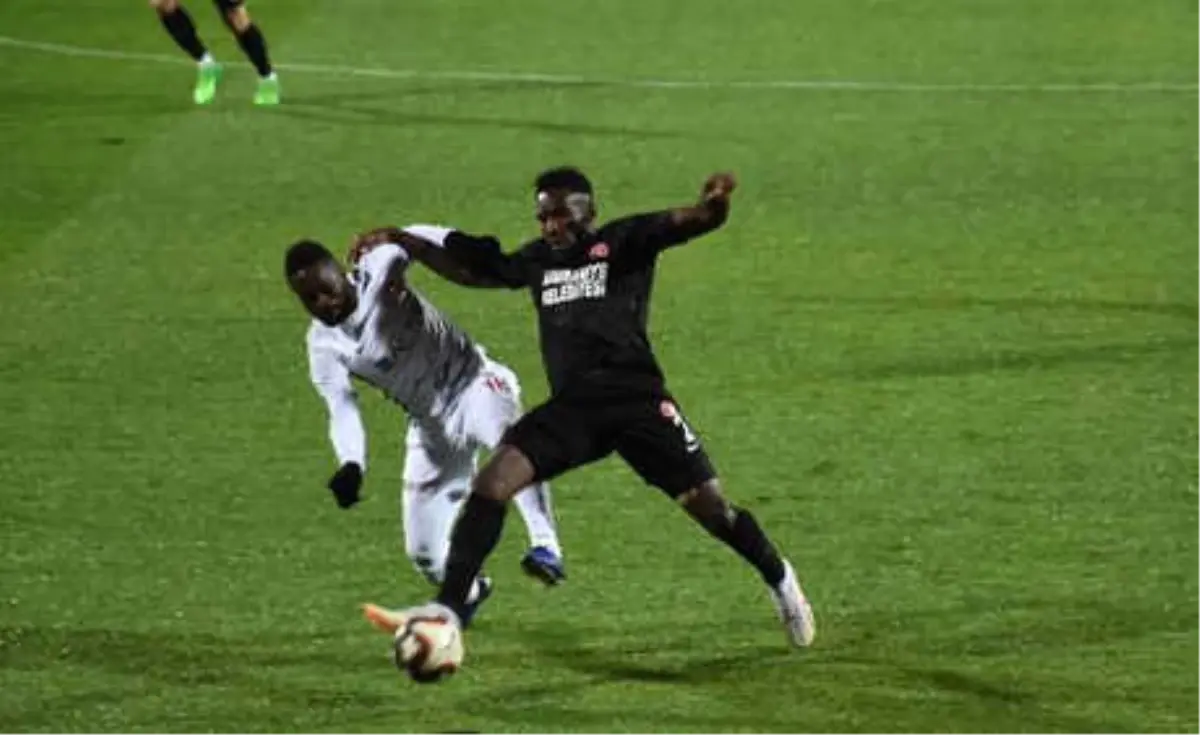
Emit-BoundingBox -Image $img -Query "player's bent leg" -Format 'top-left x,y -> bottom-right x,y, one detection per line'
402,481 -> 493,619
456,360 -> 567,584
437,395 -> 598,622
367,434 -> 500,637
473,442 -> 540,505
614,394 -> 813,645
401,480 -> 458,586
677,480 -> 784,586
433,445 -> 537,623
400,423 -> 493,617
678,481 -> 815,647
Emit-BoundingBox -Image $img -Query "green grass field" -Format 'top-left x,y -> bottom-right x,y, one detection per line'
0,1 -> 1196,732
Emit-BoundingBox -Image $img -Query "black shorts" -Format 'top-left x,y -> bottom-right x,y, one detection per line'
503,391 -> 716,497
213,0 -> 243,12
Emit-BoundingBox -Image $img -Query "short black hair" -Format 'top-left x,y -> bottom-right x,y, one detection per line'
284,239 -> 333,278
534,166 -> 593,195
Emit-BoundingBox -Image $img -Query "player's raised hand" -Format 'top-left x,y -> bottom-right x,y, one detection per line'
327,462 -> 364,508
702,172 -> 737,203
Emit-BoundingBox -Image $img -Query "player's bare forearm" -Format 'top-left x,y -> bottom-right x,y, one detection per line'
668,171 -> 737,237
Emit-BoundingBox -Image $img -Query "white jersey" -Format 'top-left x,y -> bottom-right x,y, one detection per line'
306,242 -> 484,467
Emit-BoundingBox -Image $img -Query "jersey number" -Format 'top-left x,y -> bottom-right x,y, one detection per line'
485,375 -> 513,397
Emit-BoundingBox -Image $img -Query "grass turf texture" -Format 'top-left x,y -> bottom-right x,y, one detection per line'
0,0 -> 1196,731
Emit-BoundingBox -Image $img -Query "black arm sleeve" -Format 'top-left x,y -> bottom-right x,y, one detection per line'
443,231 -> 530,289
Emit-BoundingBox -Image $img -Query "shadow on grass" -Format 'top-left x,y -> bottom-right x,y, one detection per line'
262,82 -> 742,143
846,336 -> 1196,382
763,295 -> 1200,381
270,101 -> 703,142
1,90 -> 185,117
480,594 -> 1197,732
0,625 -> 400,730
1,590 -> 1191,732
832,594 -> 1198,658
777,294 -> 1197,322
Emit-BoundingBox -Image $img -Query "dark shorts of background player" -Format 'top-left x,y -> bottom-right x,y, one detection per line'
503,389 -> 717,497
213,0 -> 244,12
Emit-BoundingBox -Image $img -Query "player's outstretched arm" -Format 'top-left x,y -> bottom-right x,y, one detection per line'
624,172 -> 737,251
667,171 -> 736,235
351,226 -> 526,289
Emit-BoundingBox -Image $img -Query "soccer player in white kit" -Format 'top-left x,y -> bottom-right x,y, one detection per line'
283,226 -> 565,625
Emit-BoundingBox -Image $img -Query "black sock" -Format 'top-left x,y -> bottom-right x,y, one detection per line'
709,506 -> 786,587
235,23 -> 273,77
159,6 -> 207,61
436,494 -> 507,620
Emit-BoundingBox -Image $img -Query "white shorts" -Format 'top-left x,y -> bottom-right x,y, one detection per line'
401,358 -> 523,489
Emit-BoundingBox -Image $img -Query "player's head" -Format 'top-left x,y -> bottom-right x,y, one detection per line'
284,239 -> 357,326
534,166 -> 596,248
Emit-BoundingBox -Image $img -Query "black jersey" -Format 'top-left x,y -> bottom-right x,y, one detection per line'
445,211 -> 720,398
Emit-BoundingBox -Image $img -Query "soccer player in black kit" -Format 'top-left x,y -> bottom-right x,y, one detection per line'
359,167 -> 815,654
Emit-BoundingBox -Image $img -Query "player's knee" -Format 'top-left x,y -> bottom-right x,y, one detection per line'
471,445 -> 535,502
678,479 -> 734,530
470,470 -> 514,502
224,6 -> 251,31
151,0 -> 179,13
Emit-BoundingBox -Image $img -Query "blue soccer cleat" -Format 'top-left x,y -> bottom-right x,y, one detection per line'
520,546 -> 566,587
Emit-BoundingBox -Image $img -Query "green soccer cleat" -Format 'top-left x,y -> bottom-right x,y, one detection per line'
192,62 -> 222,105
253,75 -> 281,106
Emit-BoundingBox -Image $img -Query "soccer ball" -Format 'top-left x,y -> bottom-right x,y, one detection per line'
393,614 -> 464,683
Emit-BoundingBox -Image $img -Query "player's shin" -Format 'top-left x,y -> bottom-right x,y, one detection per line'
235,23 -> 273,78
699,504 -> 786,588
691,498 -> 816,647
435,494 -> 507,620
158,5 -> 208,61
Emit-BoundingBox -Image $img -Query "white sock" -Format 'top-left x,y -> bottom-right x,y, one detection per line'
512,482 -> 561,556
198,52 -> 215,66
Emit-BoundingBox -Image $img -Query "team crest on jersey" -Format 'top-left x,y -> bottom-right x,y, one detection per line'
541,262 -> 608,306
588,242 -> 610,260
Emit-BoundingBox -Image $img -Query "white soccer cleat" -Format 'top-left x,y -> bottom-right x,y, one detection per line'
770,560 -> 815,648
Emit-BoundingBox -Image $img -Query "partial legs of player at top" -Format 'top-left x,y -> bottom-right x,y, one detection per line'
150,0 -> 280,105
